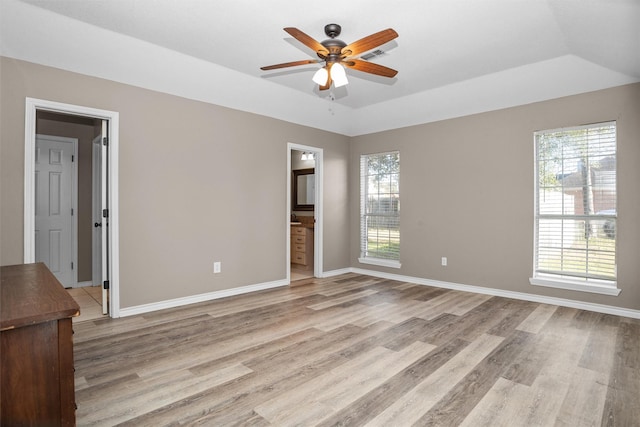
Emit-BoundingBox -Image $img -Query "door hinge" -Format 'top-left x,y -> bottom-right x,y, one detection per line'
71,208 -> 74,216
103,209 -> 109,218
103,280 -> 110,290
71,262 -> 74,270
72,155 -> 75,162
103,136 -> 109,146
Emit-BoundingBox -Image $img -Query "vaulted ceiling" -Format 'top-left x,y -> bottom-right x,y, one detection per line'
2,0 -> 639,136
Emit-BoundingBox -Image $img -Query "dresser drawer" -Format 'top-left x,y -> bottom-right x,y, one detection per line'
292,235 -> 306,245
293,244 -> 306,253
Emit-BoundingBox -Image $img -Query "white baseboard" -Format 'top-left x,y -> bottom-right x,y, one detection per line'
117,268 -> 640,320
118,278 -> 289,317
350,267 -> 640,319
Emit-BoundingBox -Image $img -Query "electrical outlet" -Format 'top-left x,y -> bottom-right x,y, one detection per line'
213,261 -> 221,274
441,257 -> 447,266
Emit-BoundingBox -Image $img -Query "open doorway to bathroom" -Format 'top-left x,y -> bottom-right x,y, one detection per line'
288,143 -> 323,284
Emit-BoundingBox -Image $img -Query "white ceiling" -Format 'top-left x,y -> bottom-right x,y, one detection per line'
2,0 -> 639,136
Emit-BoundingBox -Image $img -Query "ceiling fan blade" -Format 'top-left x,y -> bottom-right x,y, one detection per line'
284,27 -> 329,56
341,28 -> 398,57
343,59 -> 398,78
260,59 -> 320,71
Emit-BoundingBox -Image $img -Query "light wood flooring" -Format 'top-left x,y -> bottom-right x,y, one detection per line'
291,265 -> 314,282
72,273 -> 639,426
67,285 -> 107,323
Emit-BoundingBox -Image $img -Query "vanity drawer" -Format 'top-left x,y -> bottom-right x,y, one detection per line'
290,224 -> 313,268
292,226 -> 306,236
292,252 -> 307,265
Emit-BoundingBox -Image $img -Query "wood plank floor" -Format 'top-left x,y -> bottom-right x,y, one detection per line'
72,273 -> 639,426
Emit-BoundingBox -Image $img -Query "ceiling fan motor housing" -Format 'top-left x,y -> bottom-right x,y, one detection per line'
320,23 -> 346,63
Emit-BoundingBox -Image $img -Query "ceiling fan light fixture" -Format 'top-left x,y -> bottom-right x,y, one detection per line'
331,63 -> 348,87
312,67 -> 329,85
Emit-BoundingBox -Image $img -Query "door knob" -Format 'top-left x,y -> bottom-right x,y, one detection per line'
94,222 -> 102,228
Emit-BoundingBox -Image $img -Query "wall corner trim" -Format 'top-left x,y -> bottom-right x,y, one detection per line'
320,268 -> 352,278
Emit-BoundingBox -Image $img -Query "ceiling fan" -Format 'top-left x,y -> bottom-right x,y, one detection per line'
261,24 -> 398,90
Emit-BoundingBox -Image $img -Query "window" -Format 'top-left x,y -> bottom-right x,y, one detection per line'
531,122 -> 619,295
359,151 -> 400,268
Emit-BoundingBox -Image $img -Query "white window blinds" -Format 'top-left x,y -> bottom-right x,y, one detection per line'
360,151 -> 400,265
534,122 -> 617,285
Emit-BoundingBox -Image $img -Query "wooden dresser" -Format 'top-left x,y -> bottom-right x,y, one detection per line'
1,263 -> 80,427
291,225 -> 314,270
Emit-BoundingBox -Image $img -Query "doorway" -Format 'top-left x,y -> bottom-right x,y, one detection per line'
288,143 -> 323,283
24,98 -> 121,318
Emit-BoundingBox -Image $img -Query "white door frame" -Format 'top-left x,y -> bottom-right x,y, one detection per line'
287,143 -> 323,281
35,134 -> 79,287
91,135 -> 102,287
24,97 -> 121,318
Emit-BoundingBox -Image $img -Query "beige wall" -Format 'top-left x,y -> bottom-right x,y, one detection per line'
0,57 -> 350,308
350,83 -> 640,310
2,56 -> 638,313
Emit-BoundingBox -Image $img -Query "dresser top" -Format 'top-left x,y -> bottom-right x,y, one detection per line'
1,263 -> 80,331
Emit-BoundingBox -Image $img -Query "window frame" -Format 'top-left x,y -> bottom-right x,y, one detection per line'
359,151 -> 401,269
530,121 -> 620,296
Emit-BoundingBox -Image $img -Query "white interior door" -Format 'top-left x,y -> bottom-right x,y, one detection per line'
35,135 -> 77,286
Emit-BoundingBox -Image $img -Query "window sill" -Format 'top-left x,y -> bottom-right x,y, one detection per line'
530,276 -> 620,296
358,257 -> 401,269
